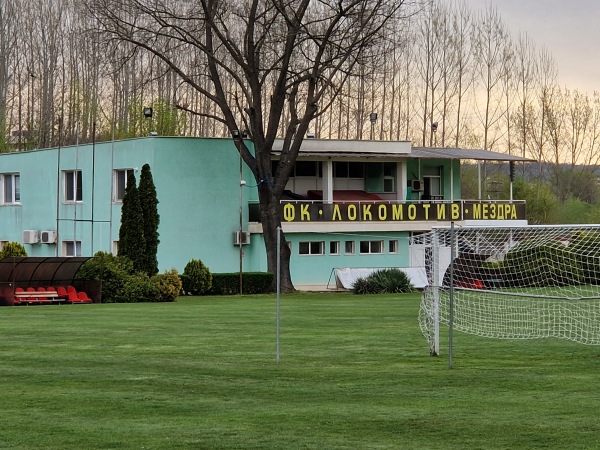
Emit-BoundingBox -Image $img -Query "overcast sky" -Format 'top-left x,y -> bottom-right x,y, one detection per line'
455,0 -> 600,93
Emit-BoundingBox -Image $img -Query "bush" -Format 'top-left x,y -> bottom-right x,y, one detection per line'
505,239 -> 584,287
152,269 -> 182,302
77,252 -> 133,303
121,273 -> 161,303
207,272 -> 274,295
353,269 -> 415,294
0,242 -> 27,259
182,259 -> 212,295
79,252 -> 179,303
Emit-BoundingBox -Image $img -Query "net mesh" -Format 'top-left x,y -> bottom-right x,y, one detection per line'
414,225 -> 600,353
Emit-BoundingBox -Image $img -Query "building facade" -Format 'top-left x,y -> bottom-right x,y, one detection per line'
0,137 -> 529,289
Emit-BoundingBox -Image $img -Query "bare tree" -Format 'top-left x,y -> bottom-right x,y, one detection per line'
450,0 -> 472,148
87,0 -> 411,291
471,5 -> 511,150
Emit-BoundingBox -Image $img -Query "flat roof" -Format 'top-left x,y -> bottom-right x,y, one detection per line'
410,147 -> 535,162
272,140 -> 536,162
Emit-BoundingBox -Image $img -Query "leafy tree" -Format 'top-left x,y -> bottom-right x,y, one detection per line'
138,163 -> 160,276
118,171 -> 146,272
0,242 -> 27,259
513,178 -> 560,224
89,0 -> 408,291
110,98 -> 186,139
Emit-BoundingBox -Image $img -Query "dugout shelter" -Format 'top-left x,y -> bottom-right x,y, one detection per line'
0,257 -> 101,306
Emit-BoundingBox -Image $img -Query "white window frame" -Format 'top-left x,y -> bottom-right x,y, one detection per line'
63,240 -> 82,257
112,240 -> 119,256
113,169 -> 134,202
423,166 -> 442,197
64,170 -> 82,202
359,240 -> 384,254
299,241 -> 325,255
2,173 -> 20,205
389,240 -> 399,254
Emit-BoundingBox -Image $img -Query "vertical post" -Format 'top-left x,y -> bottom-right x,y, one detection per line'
477,161 -> 482,200
449,222 -> 455,369
276,227 -> 281,364
239,154 -> 243,295
509,161 -> 515,202
369,112 -> 377,140
431,229 -> 440,356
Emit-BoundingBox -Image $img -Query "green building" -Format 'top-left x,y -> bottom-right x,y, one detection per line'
0,137 -> 529,289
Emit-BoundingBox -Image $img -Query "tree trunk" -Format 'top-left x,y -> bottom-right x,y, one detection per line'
258,186 -> 294,292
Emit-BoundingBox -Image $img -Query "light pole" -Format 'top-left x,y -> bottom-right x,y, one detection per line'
232,129 -> 244,295
431,121 -> 438,147
369,112 -> 378,140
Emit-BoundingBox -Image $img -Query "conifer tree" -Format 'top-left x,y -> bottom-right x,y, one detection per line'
118,172 -> 146,272
138,163 -> 160,276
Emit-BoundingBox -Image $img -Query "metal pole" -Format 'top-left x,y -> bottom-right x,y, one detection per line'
449,222 -> 455,369
276,227 -> 281,364
239,154 -> 243,295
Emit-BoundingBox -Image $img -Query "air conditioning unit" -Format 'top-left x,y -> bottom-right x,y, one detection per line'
22,230 -> 39,244
411,179 -> 423,191
233,231 -> 251,246
40,230 -> 57,244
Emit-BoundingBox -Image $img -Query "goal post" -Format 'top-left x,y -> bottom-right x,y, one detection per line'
415,225 -> 600,355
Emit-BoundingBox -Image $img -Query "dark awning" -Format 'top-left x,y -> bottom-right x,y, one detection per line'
0,257 -> 92,285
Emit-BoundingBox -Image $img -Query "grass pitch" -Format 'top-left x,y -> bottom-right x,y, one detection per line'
1,292 -> 600,449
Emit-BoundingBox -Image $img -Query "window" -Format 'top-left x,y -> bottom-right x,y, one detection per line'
389,240 -> 399,253
63,240 -> 82,257
423,166 -> 442,197
360,240 -> 384,254
113,169 -> 134,202
345,241 -> 355,255
330,241 -> 340,255
112,240 -> 119,256
64,170 -> 82,202
294,161 -> 320,177
383,162 -> 396,193
0,241 -> 8,251
2,173 -> 20,204
334,162 -> 364,178
299,241 -> 324,255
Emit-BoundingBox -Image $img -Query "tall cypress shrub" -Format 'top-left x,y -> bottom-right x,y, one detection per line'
138,163 -> 160,276
118,172 -> 146,272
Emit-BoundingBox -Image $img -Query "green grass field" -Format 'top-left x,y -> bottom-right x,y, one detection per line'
1,292 -> 600,449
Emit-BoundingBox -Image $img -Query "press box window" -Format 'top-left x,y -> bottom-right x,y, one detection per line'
334,162 -> 364,178
383,163 -> 396,193
64,170 -> 82,202
299,241 -> 324,255
113,169 -> 134,202
360,240 -> 383,254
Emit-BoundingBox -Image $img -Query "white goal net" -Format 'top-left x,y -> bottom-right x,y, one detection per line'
414,225 -> 600,355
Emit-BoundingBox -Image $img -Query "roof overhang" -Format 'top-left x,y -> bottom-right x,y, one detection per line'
410,147 -> 535,162
272,138 -> 412,156
270,140 -> 535,162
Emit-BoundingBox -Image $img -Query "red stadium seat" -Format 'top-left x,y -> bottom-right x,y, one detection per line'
77,291 -> 92,303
